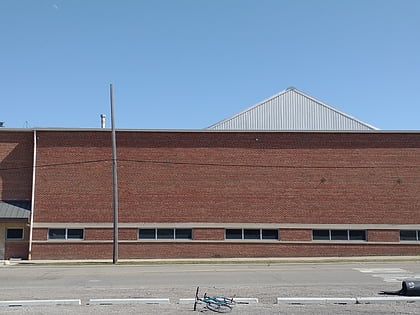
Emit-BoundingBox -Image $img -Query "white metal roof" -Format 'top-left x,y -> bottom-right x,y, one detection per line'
0,201 -> 30,219
207,87 -> 378,131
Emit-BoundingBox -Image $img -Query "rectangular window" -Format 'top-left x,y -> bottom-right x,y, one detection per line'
175,229 -> 192,239
157,229 -> 174,239
139,229 -> 156,239
349,230 -> 366,241
48,228 -> 66,240
6,228 -> 24,240
400,230 -> 419,241
225,229 -> 243,240
313,230 -> 330,240
48,228 -> 84,240
67,229 -> 84,240
138,228 -> 192,240
331,230 -> 348,240
262,229 -> 279,240
226,229 -> 279,240
313,229 -> 366,241
244,229 -> 260,240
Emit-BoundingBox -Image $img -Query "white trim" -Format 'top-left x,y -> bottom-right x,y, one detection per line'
30,240 -> 416,245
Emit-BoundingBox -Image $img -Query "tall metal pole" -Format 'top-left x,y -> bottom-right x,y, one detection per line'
110,84 -> 119,264
28,130 -> 37,260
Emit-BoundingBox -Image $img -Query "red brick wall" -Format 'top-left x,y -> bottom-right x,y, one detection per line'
4,225 -> 30,259
194,228 -> 225,240
32,228 -> 48,240
85,228 -> 113,241
23,130 -> 420,258
33,131 -> 420,226
31,243 -> 113,259
5,242 -> 29,259
368,230 -> 400,242
119,228 -> 137,240
30,242 -> 420,260
34,131 -> 113,223
0,131 -> 33,200
281,229 -> 311,241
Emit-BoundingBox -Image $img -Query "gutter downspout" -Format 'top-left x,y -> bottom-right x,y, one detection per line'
28,130 -> 37,260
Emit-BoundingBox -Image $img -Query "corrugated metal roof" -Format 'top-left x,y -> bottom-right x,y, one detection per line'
207,87 -> 378,131
0,201 -> 31,219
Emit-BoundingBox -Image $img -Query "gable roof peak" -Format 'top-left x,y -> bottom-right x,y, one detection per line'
207,87 -> 378,131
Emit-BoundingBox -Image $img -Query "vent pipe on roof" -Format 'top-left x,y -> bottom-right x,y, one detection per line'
100,114 -> 106,128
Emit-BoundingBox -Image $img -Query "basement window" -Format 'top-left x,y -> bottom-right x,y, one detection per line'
244,229 -> 261,240
312,230 -> 330,240
400,230 -> 419,241
67,229 -> 84,239
48,228 -> 84,240
157,229 -> 174,239
262,229 -> 279,240
313,229 -> 366,241
225,229 -> 242,240
225,229 -> 279,240
138,229 -> 156,239
138,228 -> 192,240
175,229 -> 193,239
6,228 -> 24,240
349,230 -> 367,240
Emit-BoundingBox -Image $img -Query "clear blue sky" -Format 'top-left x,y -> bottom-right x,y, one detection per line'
1,0 -> 419,130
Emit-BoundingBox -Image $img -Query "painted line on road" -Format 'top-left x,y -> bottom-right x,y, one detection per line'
353,268 -> 418,283
0,299 -> 81,307
89,298 -> 170,305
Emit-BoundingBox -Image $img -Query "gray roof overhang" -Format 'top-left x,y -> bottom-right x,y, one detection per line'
0,201 -> 31,220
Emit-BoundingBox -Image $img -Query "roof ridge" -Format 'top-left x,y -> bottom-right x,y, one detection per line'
207,87 -> 293,129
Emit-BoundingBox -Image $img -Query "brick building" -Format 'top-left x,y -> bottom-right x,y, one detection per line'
1,88 -> 419,260
1,129 -> 420,260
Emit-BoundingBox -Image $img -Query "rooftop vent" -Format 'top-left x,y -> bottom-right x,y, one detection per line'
100,114 -> 106,128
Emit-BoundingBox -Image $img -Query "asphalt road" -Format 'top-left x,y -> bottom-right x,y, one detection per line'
1,260 -> 420,314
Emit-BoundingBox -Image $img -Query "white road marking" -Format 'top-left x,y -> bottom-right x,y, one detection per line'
353,268 -> 420,283
354,268 -> 407,273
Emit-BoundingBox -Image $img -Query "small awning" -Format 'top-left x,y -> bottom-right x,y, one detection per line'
0,201 -> 31,219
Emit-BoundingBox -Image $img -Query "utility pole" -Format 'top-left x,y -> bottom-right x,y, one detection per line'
110,84 -> 119,264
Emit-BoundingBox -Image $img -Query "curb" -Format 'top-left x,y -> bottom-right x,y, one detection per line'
357,296 -> 420,304
0,300 -> 81,307
89,298 -> 170,305
277,296 -> 420,305
179,297 -> 258,304
277,297 -> 356,305
2,296 -> 420,307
